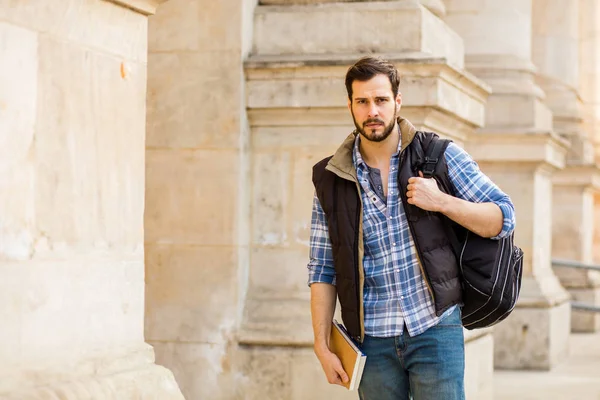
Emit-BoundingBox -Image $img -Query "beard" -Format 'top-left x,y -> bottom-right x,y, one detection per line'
352,106 -> 397,143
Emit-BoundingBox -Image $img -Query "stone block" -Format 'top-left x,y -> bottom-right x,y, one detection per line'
570,287 -> 600,333
485,94 -> 553,131
35,35 -> 146,250
0,22 -> 37,261
445,0 -> 532,60
253,1 -> 464,69
493,301 -> 570,369
149,0 -> 243,53
145,149 -> 239,245
251,126 -> 351,151
0,257 -> 144,372
0,0 -> 148,61
464,332 -> 494,400
236,346 -> 356,400
146,51 -> 243,149
249,247 -> 310,295
252,151 -> 291,246
145,244 -> 239,343
290,151 -> 325,247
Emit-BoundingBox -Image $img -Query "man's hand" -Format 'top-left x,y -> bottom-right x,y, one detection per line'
406,171 -> 448,212
314,347 -> 349,386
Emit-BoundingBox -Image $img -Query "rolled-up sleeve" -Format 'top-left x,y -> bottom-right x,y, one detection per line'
444,142 -> 516,239
307,192 -> 336,286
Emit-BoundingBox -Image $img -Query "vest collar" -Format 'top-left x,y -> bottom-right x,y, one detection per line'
325,117 -> 418,180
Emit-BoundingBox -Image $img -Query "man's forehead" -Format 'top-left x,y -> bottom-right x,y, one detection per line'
352,76 -> 393,98
353,88 -> 392,98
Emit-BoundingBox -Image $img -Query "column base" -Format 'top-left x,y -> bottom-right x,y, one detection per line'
493,301 -> 570,370
464,329 -> 494,400
0,345 -> 184,400
570,287 -> 600,333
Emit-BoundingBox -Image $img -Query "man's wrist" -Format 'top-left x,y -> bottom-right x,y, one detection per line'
437,192 -> 454,214
313,341 -> 331,356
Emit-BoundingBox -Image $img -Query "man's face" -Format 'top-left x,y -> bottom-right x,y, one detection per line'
348,74 -> 402,143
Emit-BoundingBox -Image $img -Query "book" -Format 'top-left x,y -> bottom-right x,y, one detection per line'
329,319 -> 367,391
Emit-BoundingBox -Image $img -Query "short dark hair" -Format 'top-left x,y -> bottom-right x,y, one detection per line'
345,56 -> 400,101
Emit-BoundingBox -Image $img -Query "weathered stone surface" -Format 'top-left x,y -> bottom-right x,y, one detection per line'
245,55 -> 489,141
253,1 -> 465,69
494,302 -> 571,370
145,244 -> 240,343
145,149 -> 240,245
465,332 -> 494,400
151,341 -> 238,400
0,0 -> 148,61
146,52 -> 243,149
0,1 -> 183,397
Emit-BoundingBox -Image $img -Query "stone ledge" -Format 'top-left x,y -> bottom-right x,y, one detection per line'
465,131 -> 570,169
106,0 -> 168,15
245,53 -> 490,132
553,164 -> 600,189
252,0 -> 465,69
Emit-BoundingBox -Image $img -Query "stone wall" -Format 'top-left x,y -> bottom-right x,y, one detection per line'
0,0 -> 182,398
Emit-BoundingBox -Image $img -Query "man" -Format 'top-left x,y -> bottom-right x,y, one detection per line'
307,56 -> 516,400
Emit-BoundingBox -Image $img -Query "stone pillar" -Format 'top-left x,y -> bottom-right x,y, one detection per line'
552,0 -> 600,332
532,0 -> 600,333
0,1 -> 183,398
445,0 -> 571,370
144,0 -> 256,399
242,1 -> 493,399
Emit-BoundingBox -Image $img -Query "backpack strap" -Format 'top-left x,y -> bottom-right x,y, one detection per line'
422,135 -> 448,179
419,133 -> 463,258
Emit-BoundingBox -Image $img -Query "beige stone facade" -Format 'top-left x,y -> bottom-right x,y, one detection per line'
2,0 -> 600,399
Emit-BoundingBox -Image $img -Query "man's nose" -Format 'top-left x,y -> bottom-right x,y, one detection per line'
368,103 -> 379,117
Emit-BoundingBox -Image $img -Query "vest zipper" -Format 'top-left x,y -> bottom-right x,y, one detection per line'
354,190 -> 363,342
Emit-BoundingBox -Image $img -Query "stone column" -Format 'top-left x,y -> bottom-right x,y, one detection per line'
0,1 -> 183,398
548,0 -> 600,332
445,0 -> 571,370
144,0 -> 256,399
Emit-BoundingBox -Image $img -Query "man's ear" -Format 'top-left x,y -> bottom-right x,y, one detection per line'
396,92 -> 402,108
347,98 -> 352,111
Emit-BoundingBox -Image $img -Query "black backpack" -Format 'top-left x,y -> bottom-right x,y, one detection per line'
421,135 -> 524,330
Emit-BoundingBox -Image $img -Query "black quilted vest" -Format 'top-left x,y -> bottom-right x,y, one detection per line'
312,131 -> 462,341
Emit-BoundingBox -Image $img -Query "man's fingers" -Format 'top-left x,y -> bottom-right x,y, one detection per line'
335,366 -> 349,383
418,170 -> 424,178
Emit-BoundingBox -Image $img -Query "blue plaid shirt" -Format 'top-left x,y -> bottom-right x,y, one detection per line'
308,135 -> 516,338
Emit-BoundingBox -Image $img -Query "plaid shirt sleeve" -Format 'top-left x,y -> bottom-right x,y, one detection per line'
307,192 -> 336,286
444,142 -> 516,239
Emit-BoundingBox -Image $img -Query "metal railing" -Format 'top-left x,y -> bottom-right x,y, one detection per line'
552,259 -> 600,313
552,259 -> 600,272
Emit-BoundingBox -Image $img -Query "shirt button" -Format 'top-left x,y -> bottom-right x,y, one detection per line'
372,197 -> 377,202
401,296 -> 405,300
389,216 -> 393,219
392,243 -> 397,246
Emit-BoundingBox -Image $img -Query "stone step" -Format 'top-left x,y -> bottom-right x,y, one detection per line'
252,0 -> 464,70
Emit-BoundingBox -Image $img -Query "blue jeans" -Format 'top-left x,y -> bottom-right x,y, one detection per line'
358,307 -> 465,400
